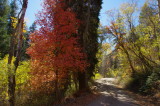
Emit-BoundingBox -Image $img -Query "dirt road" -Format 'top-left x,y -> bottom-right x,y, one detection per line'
62,78 -> 159,106
87,78 -> 158,106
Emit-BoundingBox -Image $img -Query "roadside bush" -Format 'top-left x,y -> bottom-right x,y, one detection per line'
123,68 -> 160,95
93,73 -> 103,80
140,70 -> 160,95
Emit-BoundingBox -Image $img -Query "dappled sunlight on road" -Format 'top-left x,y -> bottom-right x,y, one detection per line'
88,78 -> 139,106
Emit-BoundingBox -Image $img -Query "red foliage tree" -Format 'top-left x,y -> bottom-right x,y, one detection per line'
27,0 -> 87,95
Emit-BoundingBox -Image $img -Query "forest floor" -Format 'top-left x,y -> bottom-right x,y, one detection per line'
60,78 -> 160,106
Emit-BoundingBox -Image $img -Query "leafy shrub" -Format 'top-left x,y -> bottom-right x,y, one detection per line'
0,55 -> 30,105
93,73 -> 103,80
123,69 -> 160,95
140,71 -> 160,95
124,72 -> 150,93
0,55 -> 11,104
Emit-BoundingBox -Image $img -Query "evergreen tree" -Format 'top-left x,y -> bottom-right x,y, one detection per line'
29,22 -> 36,34
0,0 -> 10,58
66,0 -> 102,90
8,0 -> 18,36
21,22 -> 36,60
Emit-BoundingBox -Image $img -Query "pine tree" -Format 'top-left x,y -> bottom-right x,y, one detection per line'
66,0 -> 102,90
29,22 -> 36,34
21,22 -> 37,60
0,0 -> 10,58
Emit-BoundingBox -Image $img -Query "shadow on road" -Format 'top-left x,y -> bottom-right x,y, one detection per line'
88,78 -> 139,106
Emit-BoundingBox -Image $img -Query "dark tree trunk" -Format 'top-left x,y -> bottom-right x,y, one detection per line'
7,1 -> 28,106
78,72 -> 88,91
8,31 -> 16,106
78,0 -> 91,91
55,69 -> 59,101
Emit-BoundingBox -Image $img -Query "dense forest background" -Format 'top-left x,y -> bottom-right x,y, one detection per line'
0,0 -> 160,106
99,0 -> 160,95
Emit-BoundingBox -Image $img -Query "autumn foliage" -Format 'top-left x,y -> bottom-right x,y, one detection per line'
27,0 -> 87,92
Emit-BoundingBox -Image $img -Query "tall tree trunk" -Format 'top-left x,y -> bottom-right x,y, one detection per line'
121,44 -> 135,76
55,69 -> 59,101
7,0 -> 28,106
78,72 -> 87,91
78,0 -> 91,91
8,36 -> 16,106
